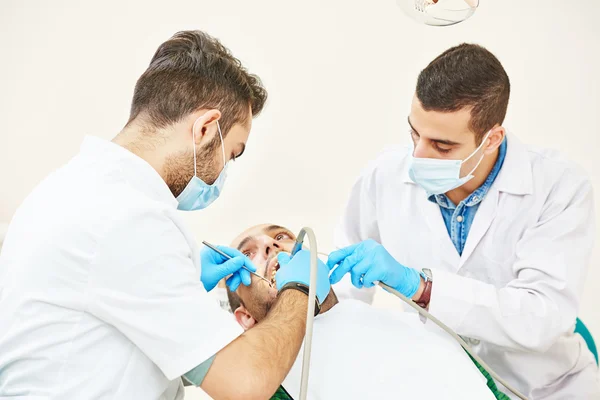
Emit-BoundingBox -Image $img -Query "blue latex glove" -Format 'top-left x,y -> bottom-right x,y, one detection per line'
275,250 -> 331,305
200,245 -> 257,292
327,239 -> 422,298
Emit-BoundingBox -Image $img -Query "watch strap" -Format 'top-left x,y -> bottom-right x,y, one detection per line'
416,277 -> 432,309
278,282 -> 321,316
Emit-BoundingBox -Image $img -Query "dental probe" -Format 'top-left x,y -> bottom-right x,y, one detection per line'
201,241 -> 273,288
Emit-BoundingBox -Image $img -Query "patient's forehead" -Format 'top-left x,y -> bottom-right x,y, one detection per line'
230,224 -> 286,248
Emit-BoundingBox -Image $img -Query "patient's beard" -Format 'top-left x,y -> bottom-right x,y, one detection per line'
245,293 -> 273,324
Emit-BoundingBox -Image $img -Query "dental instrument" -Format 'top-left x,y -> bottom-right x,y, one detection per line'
201,241 -> 274,288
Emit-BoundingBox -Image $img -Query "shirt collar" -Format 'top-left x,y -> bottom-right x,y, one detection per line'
402,132 -> 533,196
491,132 -> 533,195
462,136 -> 507,206
430,193 -> 454,209
80,136 -> 178,208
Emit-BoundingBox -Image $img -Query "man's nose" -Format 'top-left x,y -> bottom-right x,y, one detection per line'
263,240 -> 282,258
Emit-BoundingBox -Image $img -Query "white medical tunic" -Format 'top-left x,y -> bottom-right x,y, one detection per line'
282,300 -> 496,400
334,134 -> 600,399
0,136 -> 242,399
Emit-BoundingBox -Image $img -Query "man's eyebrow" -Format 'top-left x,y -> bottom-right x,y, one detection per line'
236,236 -> 255,250
407,116 -> 461,146
407,116 -> 420,136
431,138 -> 461,146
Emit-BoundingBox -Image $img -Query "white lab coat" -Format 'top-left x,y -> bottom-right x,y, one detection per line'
0,136 -> 242,399
334,134 -> 600,399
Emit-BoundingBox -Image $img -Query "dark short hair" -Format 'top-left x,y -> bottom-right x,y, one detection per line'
226,286 -> 243,313
128,30 -> 268,135
416,43 -> 510,143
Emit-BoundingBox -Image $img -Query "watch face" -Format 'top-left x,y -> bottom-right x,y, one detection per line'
422,268 -> 433,280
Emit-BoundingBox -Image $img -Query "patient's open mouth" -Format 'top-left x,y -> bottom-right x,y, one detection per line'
266,257 -> 281,287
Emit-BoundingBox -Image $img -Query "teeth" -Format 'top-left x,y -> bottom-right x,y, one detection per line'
269,262 -> 280,285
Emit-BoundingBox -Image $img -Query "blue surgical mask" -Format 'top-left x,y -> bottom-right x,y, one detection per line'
176,117 -> 229,211
408,131 -> 490,195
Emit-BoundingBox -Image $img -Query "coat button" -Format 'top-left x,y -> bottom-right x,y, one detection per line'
456,215 -> 464,223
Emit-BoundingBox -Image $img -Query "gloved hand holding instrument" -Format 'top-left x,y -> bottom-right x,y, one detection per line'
200,243 -> 260,292
328,239 -> 422,298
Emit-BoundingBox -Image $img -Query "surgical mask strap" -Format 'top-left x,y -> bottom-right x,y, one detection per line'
191,116 -> 227,179
461,130 -> 491,165
461,130 -> 492,177
216,121 -> 226,167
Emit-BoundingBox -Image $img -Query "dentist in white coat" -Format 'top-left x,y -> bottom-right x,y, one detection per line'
328,43 -> 599,399
0,30 -> 330,400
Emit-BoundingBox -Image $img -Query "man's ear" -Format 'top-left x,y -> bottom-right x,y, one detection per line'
190,109 -> 222,146
234,306 -> 257,331
484,125 -> 505,155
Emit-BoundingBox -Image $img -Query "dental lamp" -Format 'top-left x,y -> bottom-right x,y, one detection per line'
397,0 -> 479,26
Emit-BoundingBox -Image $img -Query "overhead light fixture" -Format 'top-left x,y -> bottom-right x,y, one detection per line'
398,0 -> 479,26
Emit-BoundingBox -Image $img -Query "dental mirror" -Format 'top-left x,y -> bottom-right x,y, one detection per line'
397,0 -> 479,26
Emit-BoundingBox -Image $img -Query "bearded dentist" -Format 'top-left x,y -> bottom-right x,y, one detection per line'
0,30 -> 330,400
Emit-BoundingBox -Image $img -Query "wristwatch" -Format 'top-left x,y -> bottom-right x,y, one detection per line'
415,268 -> 433,309
278,282 -> 321,316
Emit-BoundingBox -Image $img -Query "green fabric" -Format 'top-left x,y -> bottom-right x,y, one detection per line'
575,318 -> 598,365
466,317 -> 599,399
466,352 -> 511,400
182,354 -> 216,386
270,385 -> 294,400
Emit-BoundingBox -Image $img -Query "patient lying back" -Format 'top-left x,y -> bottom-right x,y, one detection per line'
226,224 -> 495,400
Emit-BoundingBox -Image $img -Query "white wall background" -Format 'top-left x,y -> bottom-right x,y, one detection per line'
1,0 -> 598,398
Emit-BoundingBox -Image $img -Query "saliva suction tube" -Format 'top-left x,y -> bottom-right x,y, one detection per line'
289,229 -> 528,400
290,227 -> 320,400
